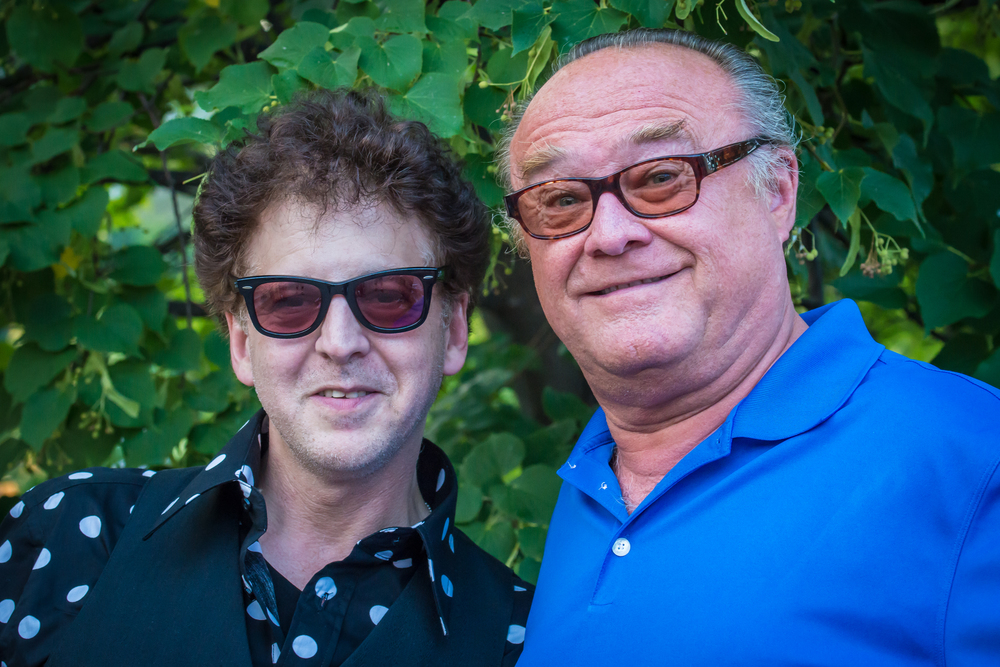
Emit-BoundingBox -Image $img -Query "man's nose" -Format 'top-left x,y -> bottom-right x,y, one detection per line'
583,191 -> 654,257
313,296 -> 371,361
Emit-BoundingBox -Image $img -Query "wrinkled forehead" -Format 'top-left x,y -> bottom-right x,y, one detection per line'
510,44 -> 743,185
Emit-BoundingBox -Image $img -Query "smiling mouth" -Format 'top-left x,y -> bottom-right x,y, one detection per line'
320,389 -> 370,399
596,273 -> 673,295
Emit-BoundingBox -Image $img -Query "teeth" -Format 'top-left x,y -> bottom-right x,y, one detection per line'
321,389 -> 369,399
600,275 -> 667,295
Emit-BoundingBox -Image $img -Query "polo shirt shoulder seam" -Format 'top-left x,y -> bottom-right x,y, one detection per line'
938,452 -> 1000,667
876,352 -> 1000,400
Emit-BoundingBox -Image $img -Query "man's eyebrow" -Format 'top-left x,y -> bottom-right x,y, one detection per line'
621,120 -> 689,148
517,143 -> 569,184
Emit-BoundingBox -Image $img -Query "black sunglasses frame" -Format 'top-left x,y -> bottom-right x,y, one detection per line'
503,137 -> 771,240
234,267 -> 446,339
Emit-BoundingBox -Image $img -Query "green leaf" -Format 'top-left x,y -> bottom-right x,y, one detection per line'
119,287 -> 167,334
476,520 -> 516,561
64,187 -> 109,236
609,0 -> 671,28
87,101 -> 135,133
0,213 -> 72,272
863,48 -> 933,143
82,150 -> 148,184
916,252 -> 997,331
32,126 -> 80,164
4,345 -> 77,403
455,483 -> 484,522
0,113 -> 34,147
140,117 -> 223,151
35,165 -> 80,206
861,168 -> 918,225
892,135 -> 933,216
510,464 -> 562,524
272,70 -> 308,104
486,46 -> 530,86
937,106 -> 1000,174
6,3 -> 84,72
153,328 -> 202,372
816,167 -> 864,224
260,22 -> 330,70
974,347 -> 1000,389
550,0 -> 628,50
195,61 -> 275,114
831,270 -> 907,310
189,400 -> 261,455
463,152 -> 504,208
220,0 -> 270,25
427,2 -> 479,41
517,525 -> 547,560
107,21 -> 144,56
375,0 -> 428,33
511,4 -> 556,55
48,97 -> 87,124
422,38 -> 468,74
357,33 -> 422,91
465,0 -> 521,31
179,13 -> 238,72
390,73 -> 464,137
735,0 -> 779,42
20,385 -> 76,450
183,370 -> 234,412
108,245 -> 167,286
788,69 -> 823,127
298,46 -> 361,90
124,407 -> 195,467
75,304 -> 145,356
991,230 -> 1000,289
541,386 -> 594,425
106,359 -> 158,421
118,48 -> 167,93
22,294 -> 74,352
839,209 -> 862,277
463,84 -> 507,130
460,433 -> 525,488
932,332 -> 989,377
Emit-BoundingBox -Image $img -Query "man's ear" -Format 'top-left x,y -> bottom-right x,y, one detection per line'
442,292 -> 470,377
226,311 -> 255,387
770,148 -> 799,243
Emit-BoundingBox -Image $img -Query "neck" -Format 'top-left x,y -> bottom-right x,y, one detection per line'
599,300 -> 808,512
257,426 -> 429,589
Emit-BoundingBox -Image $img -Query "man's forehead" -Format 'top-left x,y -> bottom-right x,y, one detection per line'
510,44 -> 737,182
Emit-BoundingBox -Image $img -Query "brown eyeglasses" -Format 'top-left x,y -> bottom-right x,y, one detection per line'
504,137 -> 770,240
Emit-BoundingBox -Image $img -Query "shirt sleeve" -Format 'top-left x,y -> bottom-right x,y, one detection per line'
943,457 -> 1000,666
500,573 -> 534,667
0,471 -> 145,667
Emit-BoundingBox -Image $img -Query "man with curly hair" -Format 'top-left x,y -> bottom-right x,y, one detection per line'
0,89 -> 531,667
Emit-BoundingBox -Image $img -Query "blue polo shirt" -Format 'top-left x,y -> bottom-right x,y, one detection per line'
518,299 -> 1000,666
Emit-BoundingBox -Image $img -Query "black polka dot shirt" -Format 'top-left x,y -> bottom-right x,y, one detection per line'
0,411 -> 532,666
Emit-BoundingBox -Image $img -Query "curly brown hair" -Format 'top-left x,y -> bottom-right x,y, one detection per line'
192,88 -> 491,325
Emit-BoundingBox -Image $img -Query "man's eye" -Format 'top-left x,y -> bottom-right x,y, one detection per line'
557,195 -> 580,207
649,172 -> 675,184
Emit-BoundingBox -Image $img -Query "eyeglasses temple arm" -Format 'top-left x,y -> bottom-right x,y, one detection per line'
703,137 -> 769,174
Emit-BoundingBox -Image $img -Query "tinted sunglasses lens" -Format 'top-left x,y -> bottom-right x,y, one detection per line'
354,274 -> 427,330
253,281 -> 323,334
621,159 -> 697,215
516,180 -> 593,238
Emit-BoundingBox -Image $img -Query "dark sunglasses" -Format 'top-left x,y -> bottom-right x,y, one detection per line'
234,268 -> 445,338
504,137 -> 770,240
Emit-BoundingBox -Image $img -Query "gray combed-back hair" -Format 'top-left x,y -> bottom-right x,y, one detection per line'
495,29 -> 798,253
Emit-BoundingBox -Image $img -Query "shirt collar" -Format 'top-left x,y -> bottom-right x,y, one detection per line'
564,299 -> 885,470
144,409 -> 461,635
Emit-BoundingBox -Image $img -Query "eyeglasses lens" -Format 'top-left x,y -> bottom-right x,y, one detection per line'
516,159 -> 697,237
253,281 -> 324,334
354,274 -> 426,329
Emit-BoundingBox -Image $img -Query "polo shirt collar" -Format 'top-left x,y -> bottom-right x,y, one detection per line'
144,409 -> 461,635
561,299 -> 885,511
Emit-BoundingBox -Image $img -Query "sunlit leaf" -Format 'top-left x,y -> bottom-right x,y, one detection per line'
259,21 -> 330,70
195,61 -> 275,113
6,3 -> 83,72
816,167 -> 864,224
179,13 -> 238,72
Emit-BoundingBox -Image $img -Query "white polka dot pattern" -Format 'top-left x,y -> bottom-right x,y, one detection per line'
18,614 -> 40,639
79,516 -> 101,538
0,599 -> 14,623
441,575 -> 453,598
9,500 -> 23,518
507,624 -> 526,644
66,585 -> 88,603
32,548 -> 50,570
369,605 -> 388,625
0,540 -> 10,563
246,600 -> 266,621
43,492 -> 64,510
205,453 -> 226,470
271,643 -> 280,664
292,634 -> 318,658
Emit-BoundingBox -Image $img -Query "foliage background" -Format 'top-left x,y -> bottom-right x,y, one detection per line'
0,0 -> 997,583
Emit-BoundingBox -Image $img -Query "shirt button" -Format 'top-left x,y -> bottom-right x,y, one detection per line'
612,538 -> 631,557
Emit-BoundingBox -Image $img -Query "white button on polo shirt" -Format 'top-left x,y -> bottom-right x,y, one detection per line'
612,538 -> 630,556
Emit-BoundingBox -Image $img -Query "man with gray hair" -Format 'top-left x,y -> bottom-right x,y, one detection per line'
502,29 -> 1000,665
